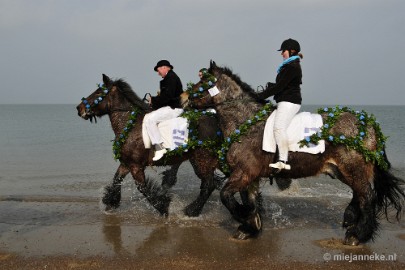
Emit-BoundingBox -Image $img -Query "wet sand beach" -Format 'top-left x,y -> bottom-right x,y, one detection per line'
0,180 -> 404,270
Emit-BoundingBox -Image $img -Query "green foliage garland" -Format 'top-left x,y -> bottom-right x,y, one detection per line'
217,102 -> 275,174
112,107 -> 141,160
299,106 -> 388,171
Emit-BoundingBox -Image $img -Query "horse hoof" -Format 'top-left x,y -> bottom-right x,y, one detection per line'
344,236 -> 360,246
232,229 -> 251,240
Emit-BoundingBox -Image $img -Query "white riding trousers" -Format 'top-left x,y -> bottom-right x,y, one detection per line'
273,101 -> 301,162
143,106 -> 183,145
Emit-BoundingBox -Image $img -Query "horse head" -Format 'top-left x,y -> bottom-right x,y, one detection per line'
76,74 -> 149,123
181,60 -> 261,110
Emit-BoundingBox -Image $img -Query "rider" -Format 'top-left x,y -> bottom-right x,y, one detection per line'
144,60 -> 184,161
256,38 -> 303,171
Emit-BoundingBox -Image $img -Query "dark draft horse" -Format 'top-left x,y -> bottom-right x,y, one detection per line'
181,61 -> 405,245
76,74 -> 223,217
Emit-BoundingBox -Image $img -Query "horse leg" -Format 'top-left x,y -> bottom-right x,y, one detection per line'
161,163 -> 180,191
102,164 -> 130,211
221,169 -> 261,239
234,180 -> 263,240
344,183 -> 378,245
183,153 -> 217,217
130,165 -> 172,216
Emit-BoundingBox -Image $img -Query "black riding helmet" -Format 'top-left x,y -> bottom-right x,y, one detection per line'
277,38 -> 301,52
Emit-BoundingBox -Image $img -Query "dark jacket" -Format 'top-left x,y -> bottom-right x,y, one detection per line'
256,59 -> 302,104
151,70 -> 183,110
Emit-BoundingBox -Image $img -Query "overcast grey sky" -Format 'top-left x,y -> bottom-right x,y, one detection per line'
1,0 -> 404,105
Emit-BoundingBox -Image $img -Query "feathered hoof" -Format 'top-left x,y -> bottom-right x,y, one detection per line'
184,201 -> 203,217
232,229 -> 252,240
344,235 -> 360,246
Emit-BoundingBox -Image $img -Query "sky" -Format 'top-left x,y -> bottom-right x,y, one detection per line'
1,0 -> 404,105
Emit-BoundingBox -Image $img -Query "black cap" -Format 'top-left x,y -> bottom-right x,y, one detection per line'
277,38 -> 301,52
154,60 -> 174,71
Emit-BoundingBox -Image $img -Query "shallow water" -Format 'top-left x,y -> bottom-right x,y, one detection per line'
0,105 -> 404,263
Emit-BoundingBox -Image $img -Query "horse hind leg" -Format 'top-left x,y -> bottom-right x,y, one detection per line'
334,163 -> 379,245
102,164 -> 130,211
161,163 -> 180,191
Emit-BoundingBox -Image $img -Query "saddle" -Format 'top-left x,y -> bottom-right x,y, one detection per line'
263,111 -> 325,154
142,117 -> 189,150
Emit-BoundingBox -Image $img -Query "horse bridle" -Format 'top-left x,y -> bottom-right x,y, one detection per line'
81,84 -> 138,120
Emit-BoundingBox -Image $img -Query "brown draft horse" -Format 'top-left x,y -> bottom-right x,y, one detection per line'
76,74 -> 223,217
181,61 -> 405,245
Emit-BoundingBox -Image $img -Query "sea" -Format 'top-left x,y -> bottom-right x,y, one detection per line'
0,104 -> 404,228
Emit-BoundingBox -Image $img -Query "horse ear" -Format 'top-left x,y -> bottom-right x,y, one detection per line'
102,74 -> 112,87
210,60 -> 217,69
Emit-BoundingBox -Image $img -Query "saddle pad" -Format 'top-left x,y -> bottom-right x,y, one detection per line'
142,117 -> 189,150
263,111 -> 325,154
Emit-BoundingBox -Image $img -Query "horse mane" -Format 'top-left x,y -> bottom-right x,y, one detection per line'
113,78 -> 150,111
210,65 -> 266,104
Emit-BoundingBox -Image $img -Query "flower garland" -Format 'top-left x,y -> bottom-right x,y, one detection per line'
185,70 -> 217,99
112,107 -> 141,160
217,102 -> 275,174
81,83 -> 109,109
299,105 -> 388,171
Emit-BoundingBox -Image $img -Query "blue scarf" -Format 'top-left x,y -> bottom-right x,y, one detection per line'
277,55 -> 300,74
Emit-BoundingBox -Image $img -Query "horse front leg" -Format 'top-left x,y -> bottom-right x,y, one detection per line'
130,165 -> 172,216
102,164 -> 130,211
221,170 -> 261,239
183,153 -> 217,217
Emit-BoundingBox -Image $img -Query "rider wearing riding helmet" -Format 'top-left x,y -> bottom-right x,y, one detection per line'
256,38 -> 303,171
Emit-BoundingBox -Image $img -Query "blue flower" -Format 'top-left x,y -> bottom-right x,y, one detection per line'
189,129 -> 193,133
360,131 -> 365,136
324,107 -> 329,112
380,150 -> 385,155
220,157 -> 225,160
86,104 -> 90,109
198,140 -> 203,145
94,100 -> 99,104
98,83 -> 103,88
124,127 -> 128,131
339,135 -> 346,140
216,131 -> 222,136
338,106 -> 343,110
104,90 -> 108,94
202,110 -> 206,114
305,136 -> 311,142
328,113 -> 334,117
226,137 -> 231,142
255,115 -> 259,119
359,115 -> 365,120
129,120 -> 133,124
208,81 -> 213,86
360,121 -> 365,125
235,129 -> 240,134
247,120 -> 252,124
317,132 -> 322,138
323,123 -> 329,129
328,135 -> 334,141
194,109 -> 198,112
131,111 -> 135,115
182,143 -> 188,148
98,97 -> 102,101
199,87 -> 204,92
120,134 -> 124,138
193,93 -> 198,97
82,99 -> 88,104
262,110 -> 267,114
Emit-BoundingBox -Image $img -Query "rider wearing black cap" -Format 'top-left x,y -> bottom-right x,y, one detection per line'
256,38 -> 303,171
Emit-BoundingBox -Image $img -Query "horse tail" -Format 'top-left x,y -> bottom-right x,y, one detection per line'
373,149 -> 405,221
